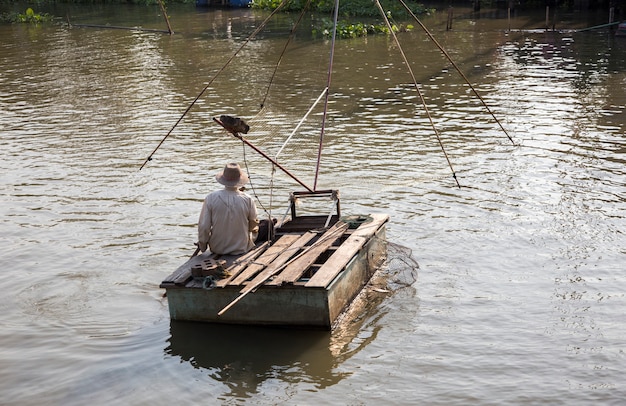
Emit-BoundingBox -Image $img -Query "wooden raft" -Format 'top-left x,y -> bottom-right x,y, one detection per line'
160,214 -> 388,290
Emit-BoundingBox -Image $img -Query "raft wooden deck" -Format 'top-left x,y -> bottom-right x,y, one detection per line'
160,213 -> 388,329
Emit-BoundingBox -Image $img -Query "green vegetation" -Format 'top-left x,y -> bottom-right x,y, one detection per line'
252,0 -> 430,38
0,7 -> 55,23
0,0 -> 427,37
313,17 -> 415,38
252,0 -> 430,17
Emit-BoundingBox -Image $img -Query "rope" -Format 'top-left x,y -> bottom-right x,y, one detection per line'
241,139 -> 273,227
375,0 -> 461,189
202,275 -> 216,290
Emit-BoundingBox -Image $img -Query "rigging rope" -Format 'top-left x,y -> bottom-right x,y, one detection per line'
375,0 -> 461,189
139,0 -> 291,170
240,140 -> 271,218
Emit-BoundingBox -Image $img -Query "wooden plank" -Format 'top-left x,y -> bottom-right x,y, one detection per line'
160,252 -> 220,287
214,242 -> 270,287
277,215 -> 339,233
217,221 -> 349,317
246,231 -> 319,287
305,214 -> 389,288
160,266 -> 188,286
228,234 -> 302,285
267,221 -> 349,286
166,271 -> 192,287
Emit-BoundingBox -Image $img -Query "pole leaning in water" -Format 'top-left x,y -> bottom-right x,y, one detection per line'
139,0 -> 290,170
375,0 -> 461,188
398,0 -> 515,145
156,0 -> 174,35
313,0 -> 340,191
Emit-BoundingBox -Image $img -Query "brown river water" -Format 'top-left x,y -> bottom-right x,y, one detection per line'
1,2 -> 625,405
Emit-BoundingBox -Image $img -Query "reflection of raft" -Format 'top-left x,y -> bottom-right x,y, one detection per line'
617,23 -> 626,37
160,190 -> 388,330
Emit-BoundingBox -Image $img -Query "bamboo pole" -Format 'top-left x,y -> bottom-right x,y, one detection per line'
139,0 -> 290,170
375,0 -> 461,188
575,20 -> 621,33
397,0 -> 515,146
446,7 -> 453,31
65,14 -> 171,34
508,8 -> 511,32
156,0 -> 174,35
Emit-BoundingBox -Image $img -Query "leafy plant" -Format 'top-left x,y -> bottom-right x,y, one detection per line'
1,8 -> 54,24
252,0 -> 429,38
312,17 -> 415,38
253,0 -> 431,17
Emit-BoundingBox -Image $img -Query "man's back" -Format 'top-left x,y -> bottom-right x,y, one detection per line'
198,187 -> 258,255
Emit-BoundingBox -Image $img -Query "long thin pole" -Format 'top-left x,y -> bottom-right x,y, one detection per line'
313,0 -> 340,190
156,0 -> 174,35
398,0 -> 515,145
139,0 -> 289,170
260,0 -> 312,109
66,18 -> 170,33
375,0 -> 461,188
275,87 -> 328,159
575,20 -> 621,33
213,118 -> 314,192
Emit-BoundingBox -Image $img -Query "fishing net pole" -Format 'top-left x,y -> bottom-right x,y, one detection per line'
313,0 -> 340,191
139,0 -> 291,170
375,0 -> 461,188
397,0 -> 516,145
259,0 -> 313,110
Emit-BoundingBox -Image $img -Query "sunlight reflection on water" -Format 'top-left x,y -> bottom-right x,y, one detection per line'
0,4 -> 625,405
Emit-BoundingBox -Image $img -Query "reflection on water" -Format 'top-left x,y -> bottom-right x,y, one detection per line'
1,3 -> 625,404
166,322 -> 345,397
164,245 -> 418,400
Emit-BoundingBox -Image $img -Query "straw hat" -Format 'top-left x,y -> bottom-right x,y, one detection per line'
215,163 -> 249,187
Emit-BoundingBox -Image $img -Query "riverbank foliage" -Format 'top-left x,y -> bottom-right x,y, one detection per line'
252,0 -> 430,17
0,0 -> 428,37
252,0 -> 430,38
0,7 -> 55,23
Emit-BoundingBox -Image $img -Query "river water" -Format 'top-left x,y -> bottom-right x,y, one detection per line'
1,3 -> 625,405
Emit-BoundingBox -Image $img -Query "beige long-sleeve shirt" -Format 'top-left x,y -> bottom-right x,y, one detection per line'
197,186 -> 259,255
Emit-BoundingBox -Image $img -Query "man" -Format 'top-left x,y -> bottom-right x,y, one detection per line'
197,163 -> 259,255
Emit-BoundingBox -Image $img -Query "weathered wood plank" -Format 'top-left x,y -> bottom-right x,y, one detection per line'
160,252 -> 220,287
160,266 -> 190,286
214,242 -> 270,287
305,214 -> 389,288
246,231 -> 319,287
228,234 -> 302,285
267,221 -> 349,286
217,222 -> 349,317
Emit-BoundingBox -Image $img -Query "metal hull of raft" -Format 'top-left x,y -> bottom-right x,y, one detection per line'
160,213 -> 388,330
